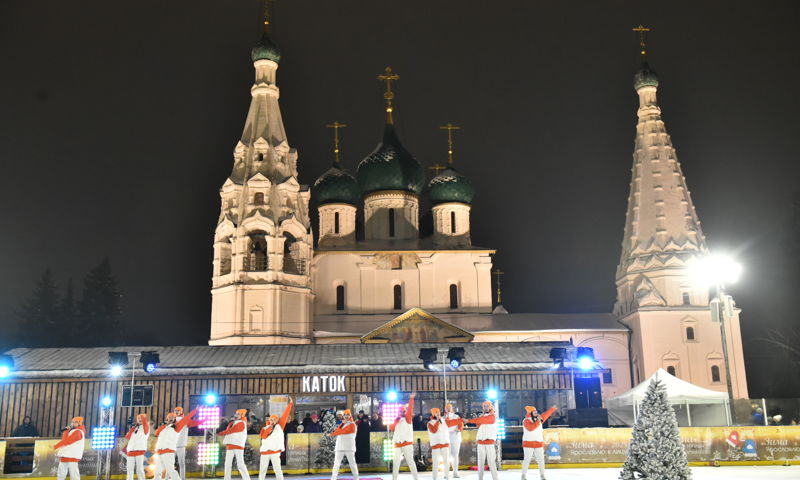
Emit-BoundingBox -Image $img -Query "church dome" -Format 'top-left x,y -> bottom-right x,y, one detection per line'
313,165 -> 360,205
428,167 -> 475,205
634,62 -> 659,90
251,32 -> 281,63
356,124 -> 425,195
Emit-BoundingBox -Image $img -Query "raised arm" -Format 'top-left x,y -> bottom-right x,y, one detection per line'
155,424 -> 167,437
175,409 -> 198,432
444,416 -> 463,429
331,422 -> 356,436
540,406 -> 557,423
467,414 -> 495,425
278,402 -> 294,430
405,394 -> 415,424
219,420 -> 245,436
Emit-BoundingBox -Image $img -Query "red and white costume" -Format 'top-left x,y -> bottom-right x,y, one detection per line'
154,410 -> 197,480
124,415 -> 150,480
467,402 -> 499,480
521,407 -> 556,480
220,410 -> 251,480
444,405 -> 464,477
330,410 -> 359,480
426,410 -> 453,480
174,407 -> 200,480
390,395 -> 419,480
259,402 -> 293,480
53,418 -> 86,480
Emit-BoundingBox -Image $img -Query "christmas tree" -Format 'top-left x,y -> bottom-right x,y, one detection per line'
620,379 -> 691,480
315,410 -> 337,466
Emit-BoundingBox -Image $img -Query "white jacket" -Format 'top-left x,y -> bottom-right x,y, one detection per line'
260,424 -> 285,453
474,414 -> 497,443
333,421 -> 357,452
127,424 -> 149,452
155,424 -> 180,452
426,419 -> 449,448
445,412 -> 462,438
392,418 -> 413,446
176,416 -> 189,447
223,419 -> 248,448
56,428 -> 85,460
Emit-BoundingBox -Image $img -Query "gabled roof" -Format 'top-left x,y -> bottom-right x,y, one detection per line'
360,308 -> 474,343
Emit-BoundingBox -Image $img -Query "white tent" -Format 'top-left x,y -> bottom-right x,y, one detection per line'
605,368 -> 730,426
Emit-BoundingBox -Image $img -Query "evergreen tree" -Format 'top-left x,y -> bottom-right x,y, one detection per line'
76,258 -> 123,346
620,379 -> 691,480
315,410 -> 337,467
17,268 -> 61,347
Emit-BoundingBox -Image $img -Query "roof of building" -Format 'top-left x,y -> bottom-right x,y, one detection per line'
428,167 -> 475,205
4,342 -> 582,379
356,124 -> 425,195
313,164 -> 360,205
251,31 -> 281,63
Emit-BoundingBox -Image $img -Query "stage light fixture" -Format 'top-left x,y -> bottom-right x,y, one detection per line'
204,393 -> 217,405
140,351 -> 160,374
486,388 -> 498,401
101,396 -> 113,408
385,390 -> 398,402
382,438 -> 393,461
576,347 -> 595,370
197,405 -> 221,429
496,418 -> 506,440
447,347 -> 465,369
381,402 -> 403,420
109,365 -> 123,377
197,442 -> 220,466
418,347 -> 438,370
91,425 -> 116,450
549,347 -> 567,366
0,355 -> 15,378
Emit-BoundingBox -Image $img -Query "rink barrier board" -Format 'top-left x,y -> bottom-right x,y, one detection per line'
2,426 -> 799,477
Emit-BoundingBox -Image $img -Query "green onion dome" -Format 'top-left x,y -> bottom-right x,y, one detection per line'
634,62 -> 659,90
356,124 -> 425,196
428,167 -> 475,205
313,165 -> 360,205
251,32 -> 281,63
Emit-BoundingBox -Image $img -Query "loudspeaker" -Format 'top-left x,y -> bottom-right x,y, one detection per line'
567,408 -> 609,427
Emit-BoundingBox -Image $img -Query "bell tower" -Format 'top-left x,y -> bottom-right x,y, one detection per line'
209,10 -> 313,345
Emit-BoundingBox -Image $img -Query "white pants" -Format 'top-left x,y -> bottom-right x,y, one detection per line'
176,446 -> 187,480
56,461 -> 80,480
476,444 -> 499,480
431,446 -> 451,480
258,453 -> 283,480
126,455 -> 146,480
521,447 -> 545,478
156,452 -> 181,480
331,450 -> 359,480
224,448 -> 252,480
448,433 -> 461,475
391,445 -> 419,480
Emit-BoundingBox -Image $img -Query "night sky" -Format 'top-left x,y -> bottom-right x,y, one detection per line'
1,1 -> 799,396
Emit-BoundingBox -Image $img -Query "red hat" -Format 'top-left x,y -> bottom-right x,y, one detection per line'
72,416 -> 84,426
311,414 -> 319,420
343,409 -> 352,416
137,413 -> 148,423
174,406 -> 184,415
166,412 -> 177,422
482,400 -> 494,409
235,409 -> 248,419
269,414 -> 279,422
431,408 -> 441,416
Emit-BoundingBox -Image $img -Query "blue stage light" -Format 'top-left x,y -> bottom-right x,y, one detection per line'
204,393 -> 217,405
486,388 -> 498,400
91,425 -> 116,450
0,355 -> 14,378
101,396 -> 113,407
386,390 -> 398,402
577,356 -> 593,370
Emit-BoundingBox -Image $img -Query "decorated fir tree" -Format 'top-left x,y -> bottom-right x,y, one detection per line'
315,410 -> 337,466
620,379 -> 691,480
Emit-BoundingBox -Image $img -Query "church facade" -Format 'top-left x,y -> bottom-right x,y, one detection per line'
207,24 -> 749,401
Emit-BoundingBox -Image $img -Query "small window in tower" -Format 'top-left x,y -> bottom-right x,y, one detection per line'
666,366 -> 677,377
449,284 -> 458,309
682,292 -> 690,305
686,326 -> 695,341
336,285 -> 345,311
393,284 -> 402,310
603,370 -> 613,384
711,365 -> 721,383
388,209 -> 396,237
254,192 -> 264,205
258,153 -> 264,162
450,211 -> 456,233
334,212 -> 340,234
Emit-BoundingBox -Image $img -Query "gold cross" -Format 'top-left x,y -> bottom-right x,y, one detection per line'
325,121 -> 348,165
439,123 -> 461,165
632,24 -> 651,56
377,66 -> 400,124
429,164 -> 446,176
493,269 -> 505,304
262,0 -> 274,32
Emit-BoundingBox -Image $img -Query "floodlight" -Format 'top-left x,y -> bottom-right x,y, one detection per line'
418,347 -> 438,370
197,442 -> 220,466
204,393 -> 217,405
381,402 -> 403,420
101,396 -> 113,408
576,347 -> 595,370
0,355 -> 15,378
91,425 -> 116,450
385,390 -> 398,402
486,388 -> 498,400
549,347 -> 567,366
140,351 -> 160,374
447,347 -> 465,369
197,405 -> 221,429
496,418 -> 506,440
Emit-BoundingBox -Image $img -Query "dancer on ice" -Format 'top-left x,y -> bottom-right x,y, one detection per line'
426,408 -> 452,480
390,392 -> 419,480
330,409 -> 359,480
53,416 -> 86,480
173,406 -> 200,480
466,401 -> 499,480
520,405 -> 557,480
124,414 -> 150,480
258,399 -> 294,480
220,409 -> 252,480
443,404 -> 464,478
153,409 -> 198,480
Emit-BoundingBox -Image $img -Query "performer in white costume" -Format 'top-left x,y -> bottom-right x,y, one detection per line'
220,409 -> 251,480
53,416 -> 86,480
173,406 -> 200,480
124,414 -> 150,480
444,404 -> 464,478
330,408 -> 359,480
258,400 -> 293,480
466,401 -> 499,480
426,408 -> 451,480
390,392 -> 419,480
520,406 -> 557,480
154,410 -> 198,480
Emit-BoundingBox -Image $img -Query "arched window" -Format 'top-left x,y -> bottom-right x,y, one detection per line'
666,366 -> 676,377
711,365 -> 721,382
336,285 -> 345,311
283,232 -> 305,275
393,284 -> 402,310
219,238 -> 232,275
686,326 -> 695,341
449,284 -> 458,309
334,212 -> 340,234
254,192 -> 265,205
682,292 -> 690,305
450,211 -> 456,233
246,231 -> 268,271
388,209 -> 396,237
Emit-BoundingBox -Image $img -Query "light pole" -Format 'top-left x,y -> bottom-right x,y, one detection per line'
689,254 -> 742,425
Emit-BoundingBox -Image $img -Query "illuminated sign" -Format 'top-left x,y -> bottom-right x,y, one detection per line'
301,375 -> 346,393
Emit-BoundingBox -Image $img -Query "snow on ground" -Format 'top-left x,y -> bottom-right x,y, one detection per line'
290,466 -> 800,480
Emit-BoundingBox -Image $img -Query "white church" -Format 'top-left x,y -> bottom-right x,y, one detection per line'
207,24 -> 749,402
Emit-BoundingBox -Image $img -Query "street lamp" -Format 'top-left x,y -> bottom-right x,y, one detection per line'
688,254 -> 741,424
